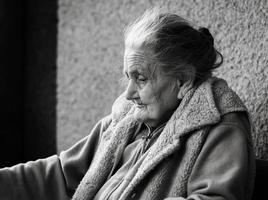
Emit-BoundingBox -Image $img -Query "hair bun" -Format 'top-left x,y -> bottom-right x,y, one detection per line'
199,27 -> 214,46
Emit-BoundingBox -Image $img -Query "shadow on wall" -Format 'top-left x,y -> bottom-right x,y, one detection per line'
0,0 -> 57,167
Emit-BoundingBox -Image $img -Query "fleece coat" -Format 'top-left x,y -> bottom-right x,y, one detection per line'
71,77 -> 255,200
0,77 -> 255,200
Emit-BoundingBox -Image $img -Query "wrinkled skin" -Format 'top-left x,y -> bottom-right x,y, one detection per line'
123,47 -> 181,128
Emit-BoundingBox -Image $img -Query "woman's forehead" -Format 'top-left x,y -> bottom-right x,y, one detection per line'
124,48 -> 148,64
124,47 -> 155,74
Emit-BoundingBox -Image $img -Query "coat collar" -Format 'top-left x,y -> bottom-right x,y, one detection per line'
112,77 -> 247,138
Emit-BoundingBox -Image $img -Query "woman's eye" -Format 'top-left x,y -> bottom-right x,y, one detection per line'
137,75 -> 147,82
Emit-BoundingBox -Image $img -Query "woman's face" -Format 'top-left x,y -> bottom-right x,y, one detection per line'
124,47 -> 180,127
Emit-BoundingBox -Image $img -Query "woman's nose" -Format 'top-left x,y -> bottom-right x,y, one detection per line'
125,79 -> 138,100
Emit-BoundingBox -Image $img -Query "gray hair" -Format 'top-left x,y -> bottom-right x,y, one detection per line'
124,8 -> 223,84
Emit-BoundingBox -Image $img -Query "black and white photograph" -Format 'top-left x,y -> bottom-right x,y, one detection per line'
0,0 -> 267,199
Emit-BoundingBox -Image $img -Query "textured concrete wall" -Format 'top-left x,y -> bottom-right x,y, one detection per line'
58,0 -> 268,159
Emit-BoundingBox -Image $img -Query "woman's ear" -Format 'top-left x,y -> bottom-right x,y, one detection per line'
177,76 -> 194,99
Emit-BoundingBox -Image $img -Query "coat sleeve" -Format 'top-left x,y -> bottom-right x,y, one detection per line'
165,119 -> 255,200
0,115 -> 112,200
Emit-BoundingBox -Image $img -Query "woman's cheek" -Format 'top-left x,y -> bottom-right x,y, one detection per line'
139,82 -> 154,102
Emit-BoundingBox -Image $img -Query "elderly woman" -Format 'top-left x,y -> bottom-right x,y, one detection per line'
0,9 -> 255,200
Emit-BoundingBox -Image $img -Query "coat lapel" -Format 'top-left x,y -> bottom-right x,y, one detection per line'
72,104 -> 138,200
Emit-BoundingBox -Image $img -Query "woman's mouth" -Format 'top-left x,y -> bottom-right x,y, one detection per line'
133,100 -> 145,108
136,104 -> 145,108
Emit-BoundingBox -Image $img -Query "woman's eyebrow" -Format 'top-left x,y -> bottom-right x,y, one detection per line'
124,65 -> 145,76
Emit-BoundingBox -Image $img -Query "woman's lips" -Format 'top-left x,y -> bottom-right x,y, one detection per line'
136,104 -> 145,108
135,103 -> 146,108
132,100 -> 146,108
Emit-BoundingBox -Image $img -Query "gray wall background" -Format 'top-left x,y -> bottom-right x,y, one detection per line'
57,0 -> 268,159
